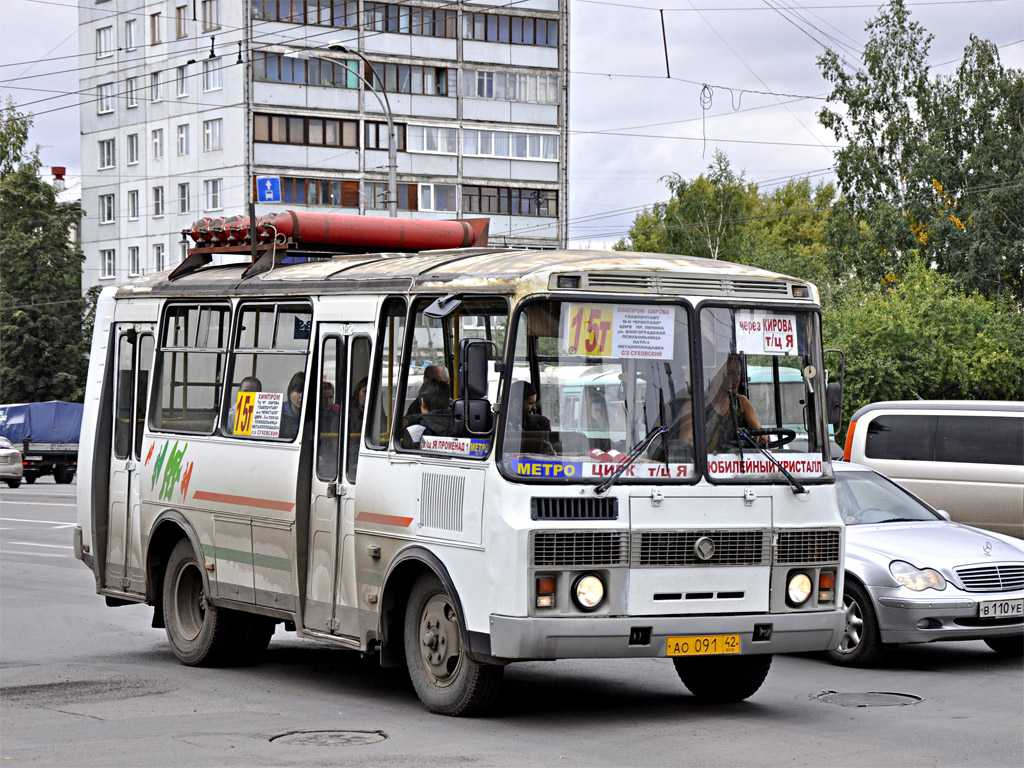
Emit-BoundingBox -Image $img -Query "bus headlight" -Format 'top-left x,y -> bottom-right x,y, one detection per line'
572,573 -> 605,611
787,572 -> 813,606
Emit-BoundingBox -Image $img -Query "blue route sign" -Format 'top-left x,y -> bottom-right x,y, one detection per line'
256,176 -> 282,203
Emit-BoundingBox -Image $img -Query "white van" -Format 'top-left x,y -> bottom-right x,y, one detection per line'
843,401 -> 1024,538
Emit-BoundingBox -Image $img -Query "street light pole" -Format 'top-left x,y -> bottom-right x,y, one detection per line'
328,42 -> 397,218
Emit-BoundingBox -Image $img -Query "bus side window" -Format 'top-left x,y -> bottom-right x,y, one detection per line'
367,297 -> 407,449
346,336 -> 371,482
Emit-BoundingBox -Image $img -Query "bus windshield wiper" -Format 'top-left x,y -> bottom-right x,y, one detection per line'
736,428 -> 807,495
594,425 -> 666,494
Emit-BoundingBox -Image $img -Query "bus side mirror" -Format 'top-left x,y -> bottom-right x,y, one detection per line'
826,381 -> 843,433
454,338 -> 493,436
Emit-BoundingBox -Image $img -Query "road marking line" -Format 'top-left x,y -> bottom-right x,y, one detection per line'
7,541 -> 73,550
0,502 -> 77,508
0,517 -> 76,527
0,549 -> 68,558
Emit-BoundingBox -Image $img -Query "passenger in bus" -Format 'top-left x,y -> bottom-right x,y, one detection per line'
401,377 -> 452,449
227,376 -> 262,432
405,364 -> 450,418
704,354 -> 767,451
507,380 -> 554,454
280,371 -> 305,440
320,382 -> 341,431
347,377 -> 368,469
649,395 -> 695,462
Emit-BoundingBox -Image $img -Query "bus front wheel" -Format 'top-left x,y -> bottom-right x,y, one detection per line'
163,539 -> 238,666
404,574 -> 503,716
673,654 -> 772,703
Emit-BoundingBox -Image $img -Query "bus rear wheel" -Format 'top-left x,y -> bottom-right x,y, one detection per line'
673,654 -> 772,703
163,539 -> 239,666
404,574 -> 503,716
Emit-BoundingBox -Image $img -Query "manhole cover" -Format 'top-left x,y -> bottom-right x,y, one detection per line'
270,730 -> 387,747
815,691 -> 923,708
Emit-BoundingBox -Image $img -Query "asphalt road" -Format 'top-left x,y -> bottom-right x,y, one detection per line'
2,480 -> 1022,767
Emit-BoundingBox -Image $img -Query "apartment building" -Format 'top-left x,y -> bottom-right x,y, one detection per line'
79,0 -> 568,291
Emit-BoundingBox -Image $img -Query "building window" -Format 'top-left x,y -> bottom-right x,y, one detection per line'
176,64 -> 189,97
463,13 -> 559,47
127,134 -> 139,165
96,26 -> 113,58
178,182 -> 190,213
128,246 -> 140,276
177,124 -> 190,155
364,121 -> 406,151
152,129 -> 165,159
464,69 -> 559,105
254,52 -> 358,89
462,186 -> 558,217
99,194 -> 116,223
101,249 -> 116,278
126,77 -> 138,108
271,176 -> 361,207
407,125 -> 457,154
150,12 -> 162,44
153,186 -> 165,216
365,181 -> 415,211
204,178 -> 222,210
154,243 -> 165,271
367,62 -> 451,96
254,112 -> 360,148
463,129 -> 558,161
201,0 -> 220,31
203,118 -> 222,150
97,83 -> 114,114
127,189 -> 139,219
125,19 -> 137,50
151,72 -> 163,102
202,58 -> 222,91
98,138 -> 116,169
419,184 -> 457,212
175,5 -> 188,38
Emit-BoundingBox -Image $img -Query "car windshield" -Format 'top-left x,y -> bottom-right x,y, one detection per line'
836,469 -> 942,525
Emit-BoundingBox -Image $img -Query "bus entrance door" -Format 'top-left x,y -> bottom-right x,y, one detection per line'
106,324 -> 154,595
305,327 -> 369,639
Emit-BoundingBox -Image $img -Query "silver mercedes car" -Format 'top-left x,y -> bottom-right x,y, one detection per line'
829,462 -> 1024,666
0,436 -> 24,488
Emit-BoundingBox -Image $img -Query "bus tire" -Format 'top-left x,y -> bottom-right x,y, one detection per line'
673,654 -> 772,703
163,539 -> 238,666
404,574 -> 503,716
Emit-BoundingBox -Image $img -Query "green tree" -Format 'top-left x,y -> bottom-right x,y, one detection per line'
616,151 -> 758,261
818,0 -> 1024,300
0,101 -> 87,403
823,259 -> 1024,428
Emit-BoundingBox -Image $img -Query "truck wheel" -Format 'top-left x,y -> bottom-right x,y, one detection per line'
404,574 -> 503,716
54,469 -> 74,484
24,475 -> 36,484
162,539 -> 240,666
673,654 -> 772,703
826,580 -> 885,667
5,479 -> 21,489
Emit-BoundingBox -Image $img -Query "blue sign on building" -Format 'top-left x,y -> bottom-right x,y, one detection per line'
256,176 -> 282,203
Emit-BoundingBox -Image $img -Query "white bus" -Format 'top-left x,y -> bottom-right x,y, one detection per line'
75,212 -> 845,715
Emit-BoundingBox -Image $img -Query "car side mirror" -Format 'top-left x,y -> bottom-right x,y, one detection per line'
935,509 -> 951,521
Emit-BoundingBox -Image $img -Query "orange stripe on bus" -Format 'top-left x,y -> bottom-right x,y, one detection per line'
192,490 -> 295,512
356,511 -> 414,528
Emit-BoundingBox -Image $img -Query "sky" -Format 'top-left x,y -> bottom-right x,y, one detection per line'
1,0 -> 1022,246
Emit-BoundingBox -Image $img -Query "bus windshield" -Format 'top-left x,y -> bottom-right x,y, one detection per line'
499,299 -> 832,483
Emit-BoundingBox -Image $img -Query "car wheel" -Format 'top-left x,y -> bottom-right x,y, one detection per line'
984,636 -> 1023,657
404,574 -> 503,716
162,539 -> 242,666
5,479 -> 21,489
672,654 -> 772,703
827,579 -> 885,667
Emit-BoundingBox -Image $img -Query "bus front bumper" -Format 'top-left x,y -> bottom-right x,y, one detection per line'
487,610 -> 844,660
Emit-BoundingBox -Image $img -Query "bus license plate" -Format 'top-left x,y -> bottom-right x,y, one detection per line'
979,599 -> 1024,619
666,634 -> 740,656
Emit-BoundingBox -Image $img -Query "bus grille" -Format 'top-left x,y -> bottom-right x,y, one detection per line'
955,564 -> 1024,593
531,497 -> 619,521
420,473 -> 465,532
775,529 -> 841,564
632,530 -> 769,566
532,531 -> 628,567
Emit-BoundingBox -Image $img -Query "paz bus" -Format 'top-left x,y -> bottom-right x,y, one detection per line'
74,211 -> 845,716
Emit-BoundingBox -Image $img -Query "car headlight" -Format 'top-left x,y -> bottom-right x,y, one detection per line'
787,572 -> 813,606
890,560 -> 946,591
571,573 -> 605,611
